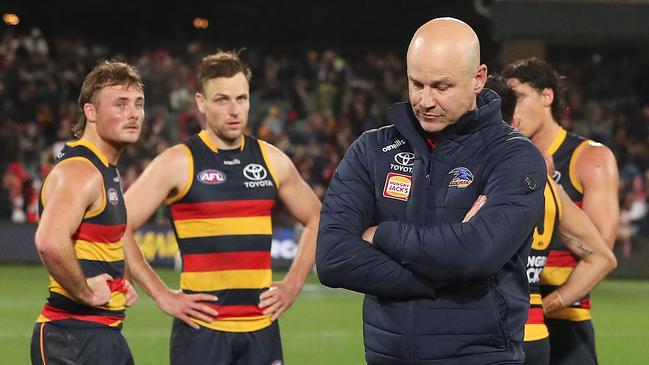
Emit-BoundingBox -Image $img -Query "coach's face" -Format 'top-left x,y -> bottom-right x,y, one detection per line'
195,72 -> 250,144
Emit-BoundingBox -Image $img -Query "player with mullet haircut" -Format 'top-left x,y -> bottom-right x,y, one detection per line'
31,60 -> 144,365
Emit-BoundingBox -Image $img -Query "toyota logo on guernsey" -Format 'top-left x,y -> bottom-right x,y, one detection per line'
243,164 -> 274,188
197,169 -> 227,185
390,152 -> 415,173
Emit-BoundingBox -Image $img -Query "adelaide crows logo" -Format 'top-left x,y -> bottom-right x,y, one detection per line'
448,167 -> 473,188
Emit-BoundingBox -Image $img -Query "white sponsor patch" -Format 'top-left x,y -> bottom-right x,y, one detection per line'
382,173 -> 412,201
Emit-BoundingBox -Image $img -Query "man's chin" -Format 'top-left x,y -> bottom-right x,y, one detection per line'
418,120 -> 448,133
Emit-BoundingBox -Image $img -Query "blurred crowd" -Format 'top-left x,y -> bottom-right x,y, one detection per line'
1,28 -> 648,256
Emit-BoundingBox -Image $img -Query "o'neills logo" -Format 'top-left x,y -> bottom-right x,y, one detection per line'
383,172 -> 412,201
197,169 -> 226,185
382,139 -> 406,152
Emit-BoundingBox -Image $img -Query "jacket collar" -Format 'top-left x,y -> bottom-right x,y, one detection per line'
387,89 -> 503,156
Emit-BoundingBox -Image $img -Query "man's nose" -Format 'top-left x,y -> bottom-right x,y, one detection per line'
420,86 -> 436,110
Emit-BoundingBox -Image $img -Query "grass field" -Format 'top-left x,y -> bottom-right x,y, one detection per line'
1,265 -> 648,364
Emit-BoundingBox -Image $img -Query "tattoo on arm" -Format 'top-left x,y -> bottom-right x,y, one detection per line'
559,233 -> 594,258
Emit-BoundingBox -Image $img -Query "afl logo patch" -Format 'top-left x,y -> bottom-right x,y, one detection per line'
448,167 -> 473,188
383,173 -> 412,201
107,188 -> 119,205
197,169 -> 226,185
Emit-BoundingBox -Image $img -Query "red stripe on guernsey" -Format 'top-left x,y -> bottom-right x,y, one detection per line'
580,298 -> 592,309
183,251 -> 271,272
527,307 -> 545,325
205,304 -> 264,319
41,304 -> 123,325
545,251 -> 578,268
72,223 -> 126,243
170,200 -> 275,220
108,278 -> 127,293
576,200 -> 583,208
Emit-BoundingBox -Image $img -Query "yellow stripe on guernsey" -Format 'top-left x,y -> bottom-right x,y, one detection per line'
568,139 -> 592,194
546,127 -> 567,156
524,294 -> 549,341
538,266 -> 572,286
547,307 -> 592,321
164,144 -> 194,205
174,216 -> 272,239
194,316 -> 272,333
74,240 -> 124,262
181,269 -> 272,292
48,279 -> 126,311
258,140 -> 281,189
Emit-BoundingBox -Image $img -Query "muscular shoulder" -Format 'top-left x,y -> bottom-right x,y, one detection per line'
43,158 -> 103,206
575,142 -> 618,187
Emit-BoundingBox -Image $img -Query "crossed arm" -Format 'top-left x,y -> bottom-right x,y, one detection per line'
542,185 -> 617,314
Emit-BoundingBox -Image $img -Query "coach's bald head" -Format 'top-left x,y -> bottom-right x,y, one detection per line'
406,17 -> 487,132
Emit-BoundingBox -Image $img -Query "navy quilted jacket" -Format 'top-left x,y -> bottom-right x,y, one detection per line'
317,90 -> 545,364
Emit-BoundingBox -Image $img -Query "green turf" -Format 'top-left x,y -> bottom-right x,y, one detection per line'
1,265 -> 647,364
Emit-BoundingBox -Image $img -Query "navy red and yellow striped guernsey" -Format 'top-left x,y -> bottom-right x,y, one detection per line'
540,127 -> 593,322
36,139 -> 128,328
525,178 -> 562,342
166,131 -> 279,332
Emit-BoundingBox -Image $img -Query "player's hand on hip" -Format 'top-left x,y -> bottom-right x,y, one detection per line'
259,280 -> 300,321
462,195 -> 487,223
155,289 -> 218,330
124,279 -> 138,307
85,273 -> 114,306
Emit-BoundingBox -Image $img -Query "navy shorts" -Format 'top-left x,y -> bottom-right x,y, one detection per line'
31,322 -> 133,365
546,318 -> 597,365
524,337 -> 550,365
170,318 -> 283,365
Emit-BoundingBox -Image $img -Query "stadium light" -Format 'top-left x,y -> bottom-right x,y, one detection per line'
3,13 -> 20,26
193,17 -> 209,29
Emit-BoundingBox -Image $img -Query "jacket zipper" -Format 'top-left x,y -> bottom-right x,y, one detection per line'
490,277 -> 512,350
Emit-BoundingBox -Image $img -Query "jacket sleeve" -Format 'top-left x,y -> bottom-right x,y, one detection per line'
316,134 -> 438,298
372,141 -> 546,281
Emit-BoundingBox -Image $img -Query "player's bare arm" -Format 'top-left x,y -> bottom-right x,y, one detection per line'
123,145 -> 218,329
543,186 -> 617,314
575,143 -> 620,248
35,160 -> 113,306
258,142 -> 321,321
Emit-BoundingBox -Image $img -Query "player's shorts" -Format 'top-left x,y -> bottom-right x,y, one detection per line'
546,318 -> 597,365
523,338 -> 550,365
31,321 -> 134,365
170,318 -> 283,365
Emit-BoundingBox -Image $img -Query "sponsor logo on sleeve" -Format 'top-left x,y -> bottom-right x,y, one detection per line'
383,173 -> 412,201
197,169 -> 227,185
